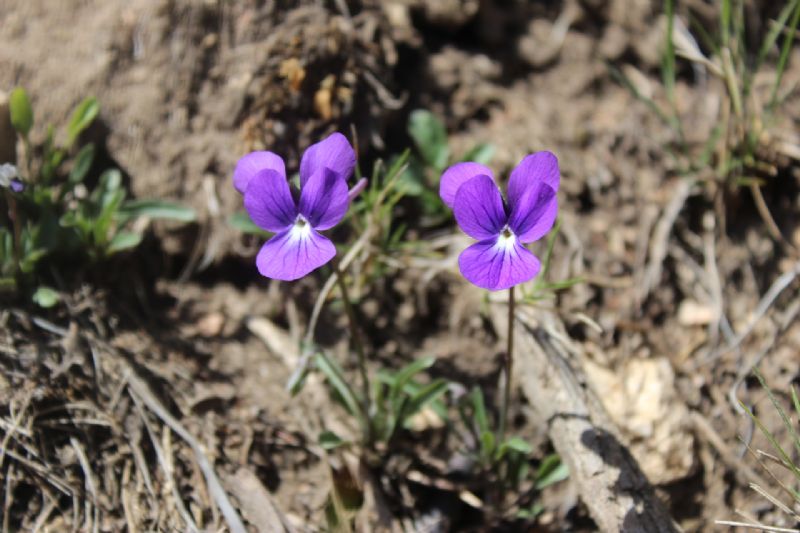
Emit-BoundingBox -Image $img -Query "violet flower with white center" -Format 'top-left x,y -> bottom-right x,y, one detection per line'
439,151 -> 559,291
233,132 -> 365,281
0,163 -> 23,193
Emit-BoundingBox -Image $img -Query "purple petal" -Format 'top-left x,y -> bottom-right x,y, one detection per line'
453,175 -> 507,240
243,169 -> 297,232
256,226 -> 336,281
458,237 -> 541,291
507,183 -> 557,243
507,151 -> 559,210
233,151 -> 286,194
10,179 -> 24,193
347,177 -> 368,202
299,132 -> 356,186
439,162 -> 494,209
298,167 -> 350,230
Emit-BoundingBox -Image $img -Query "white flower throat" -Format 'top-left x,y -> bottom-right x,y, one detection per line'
289,214 -> 312,241
496,226 -> 516,250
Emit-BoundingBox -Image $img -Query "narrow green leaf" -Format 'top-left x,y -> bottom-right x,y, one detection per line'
769,0 -> 800,109
384,149 -> 411,183
501,436 -> 533,456
120,199 -> 196,223
535,456 -> 569,489
754,368 -> 800,459
107,231 -> 142,254
754,0 -> 799,78
9,87 -> 33,136
404,378 -> 448,418
69,143 -> 95,185
67,97 -> 99,147
319,430 -> 347,450
19,248 -> 47,273
408,110 -> 450,170
314,352 -> 363,419
480,430 -> 496,460
470,387 -> 490,435
389,356 -> 436,403
32,286 -> 59,308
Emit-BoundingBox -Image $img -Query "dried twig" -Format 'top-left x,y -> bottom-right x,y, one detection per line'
639,179 -> 693,303
715,520 -> 799,532
490,303 -> 679,532
125,368 -> 247,533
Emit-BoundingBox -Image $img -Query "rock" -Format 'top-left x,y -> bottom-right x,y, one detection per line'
584,356 -> 695,484
677,299 -> 716,326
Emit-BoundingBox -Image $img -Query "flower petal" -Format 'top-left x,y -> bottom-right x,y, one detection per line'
243,169 -> 297,232
233,151 -> 286,194
507,151 -> 559,210
256,226 -> 336,281
453,175 -> 507,240
439,162 -> 494,208
507,182 -> 557,243
298,167 -> 350,230
458,237 -> 541,291
299,132 -> 356,186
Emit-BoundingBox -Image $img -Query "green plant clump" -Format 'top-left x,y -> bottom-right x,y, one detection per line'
1,87 -> 195,306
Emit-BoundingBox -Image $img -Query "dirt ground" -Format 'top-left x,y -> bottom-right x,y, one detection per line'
3,0 -> 800,531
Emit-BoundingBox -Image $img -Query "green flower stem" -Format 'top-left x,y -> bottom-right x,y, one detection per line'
4,189 -> 21,271
331,257 -> 373,446
498,285 -> 515,442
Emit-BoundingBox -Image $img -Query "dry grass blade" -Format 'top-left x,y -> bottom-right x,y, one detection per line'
718,259 -> 800,357
69,437 -> 98,504
750,482 -> 800,520
639,179 -> 693,303
125,368 -> 247,533
715,520 -> 800,532
130,392 -> 198,532
222,468 -> 294,533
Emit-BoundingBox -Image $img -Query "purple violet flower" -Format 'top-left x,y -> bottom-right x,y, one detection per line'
234,132 -> 363,281
439,152 -> 559,291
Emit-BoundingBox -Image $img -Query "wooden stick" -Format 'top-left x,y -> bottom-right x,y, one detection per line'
490,304 -> 680,533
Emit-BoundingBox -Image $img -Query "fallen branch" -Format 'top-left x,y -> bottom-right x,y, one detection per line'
490,302 -> 679,533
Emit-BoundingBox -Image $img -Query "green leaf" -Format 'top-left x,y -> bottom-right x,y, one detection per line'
19,248 -> 48,273
389,356 -> 436,404
536,461 -> 568,490
107,231 -> 142,254
314,352 -> 363,420
460,143 -> 494,166
66,97 -> 99,147
500,436 -> 533,457
32,286 -> 59,308
535,453 -> 569,489
119,199 -> 196,223
403,378 -> 448,421
0,277 -> 16,292
480,430 -> 496,460
228,211 -> 271,236
319,430 -> 347,451
470,387 -> 490,435
9,87 -> 33,136
69,143 -> 95,185
408,109 -> 450,170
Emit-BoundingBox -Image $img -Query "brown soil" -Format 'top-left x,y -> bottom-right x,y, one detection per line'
3,0 -> 800,531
